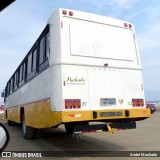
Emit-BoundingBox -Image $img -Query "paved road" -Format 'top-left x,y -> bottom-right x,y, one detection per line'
1,111 -> 160,160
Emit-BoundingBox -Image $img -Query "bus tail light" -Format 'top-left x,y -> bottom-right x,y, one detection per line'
132,99 -> 144,107
65,99 -> 81,109
65,99 -> 73,109
73,99 -> 81,109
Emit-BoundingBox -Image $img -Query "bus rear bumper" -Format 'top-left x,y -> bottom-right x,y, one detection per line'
62,108 -> 150,123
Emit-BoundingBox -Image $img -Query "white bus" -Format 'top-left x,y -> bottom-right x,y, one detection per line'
2,9 -> 150,139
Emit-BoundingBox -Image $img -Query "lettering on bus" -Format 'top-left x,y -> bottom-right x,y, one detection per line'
65,77 -> 86,85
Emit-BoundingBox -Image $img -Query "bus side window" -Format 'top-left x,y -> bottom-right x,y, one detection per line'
38,28 -> 49,72
14,71 -> 19,90
12,75 -> 14,92
27,53 -> 32,76
6,84 -> 8,96
19,65 -> 23,82
26,48 -> 37,81
5,84 -> 7,97
19,62 -> 26,86
10,78 -> 13,94
39,36 -> 45,65
14,73 -> 17,90
5,85 -> 7,98
7,84 -> 9,96
32,48 -> 37,71
17,69 -> 20,88
45,31 -> 50,59
23,62 -> 26,80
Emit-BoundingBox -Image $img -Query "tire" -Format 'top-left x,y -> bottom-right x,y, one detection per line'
22,115 -> 34,140
7,120 -> 13,126
65,123 -> 74,134
34,129 -> 43,139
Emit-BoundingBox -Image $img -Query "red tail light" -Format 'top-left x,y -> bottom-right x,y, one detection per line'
132,99 -> 144,107
73,99 -> 81,109
138,99 -> 144,106
65,99 -> 73,109
65,99 -> 81,109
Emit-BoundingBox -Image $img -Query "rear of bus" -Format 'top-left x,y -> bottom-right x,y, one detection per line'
56,9 -> 150,134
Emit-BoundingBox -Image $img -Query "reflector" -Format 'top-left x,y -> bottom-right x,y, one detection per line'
124,23 -> 128,27
69,11 -> 73,16
129,24 -> 132,28
62,10 -> 67,15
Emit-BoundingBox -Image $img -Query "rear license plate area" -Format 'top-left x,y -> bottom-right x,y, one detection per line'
100,98 -> 116,106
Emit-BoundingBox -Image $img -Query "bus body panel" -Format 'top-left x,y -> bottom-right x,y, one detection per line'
5,68 -> 51,108
60,9 -> 145,111
62,65 -> 89,110
61,11 -> 141,69
87,67 -> 145,110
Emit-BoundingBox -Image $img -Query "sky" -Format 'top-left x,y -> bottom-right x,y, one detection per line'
0,0 -> 160,104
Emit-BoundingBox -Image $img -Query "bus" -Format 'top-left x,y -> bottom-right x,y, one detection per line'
2,9 -> 150,139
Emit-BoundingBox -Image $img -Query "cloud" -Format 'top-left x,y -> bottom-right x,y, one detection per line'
136,7 -> 160,100
138,22 -> 160,53
0,0 -> 51,104
147,7 -> 160,22
136,6 -> 160,58
80,0 -> 138,10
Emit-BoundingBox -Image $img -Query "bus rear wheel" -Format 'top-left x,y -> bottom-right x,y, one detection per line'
22,115 -> 34,140
7,120 -> 13,126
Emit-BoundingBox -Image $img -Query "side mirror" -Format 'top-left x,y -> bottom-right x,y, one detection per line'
0,123 -> 10,151
1,92 -> 4,98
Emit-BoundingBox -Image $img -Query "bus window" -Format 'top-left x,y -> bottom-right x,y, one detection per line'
19,65 -> 23,82
32,48 -> 37,71
39,37 -> 45,65
10,79 -> 13,94
38,32 -> 49,72
45,32 -> 49,59
14,73 -> 17,89
19,62 -> 26,86
27,53 -> 32,76
23,62 -> 26,80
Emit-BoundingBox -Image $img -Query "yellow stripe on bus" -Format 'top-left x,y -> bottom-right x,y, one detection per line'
6,99 -> 150,129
